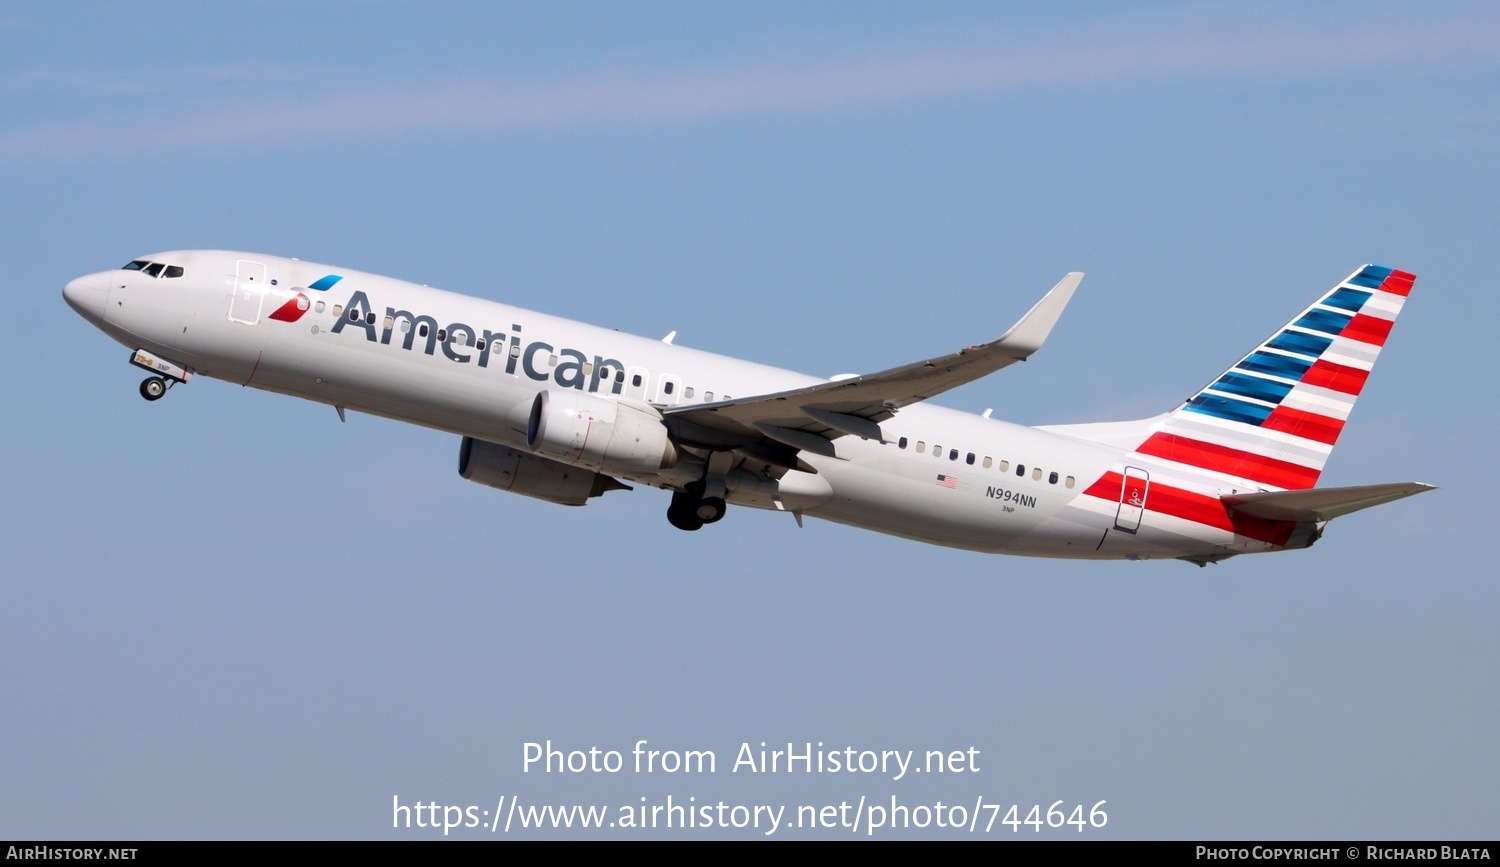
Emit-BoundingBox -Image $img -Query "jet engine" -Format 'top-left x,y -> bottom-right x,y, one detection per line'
458,437 -> 629,506
526,389 -> 678,476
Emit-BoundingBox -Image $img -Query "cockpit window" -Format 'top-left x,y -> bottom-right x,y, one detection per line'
120,260 -> 185,278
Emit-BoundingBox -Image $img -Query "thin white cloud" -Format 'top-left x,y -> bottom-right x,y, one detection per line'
0,62 -> 356,97
3,8 -> 1498,161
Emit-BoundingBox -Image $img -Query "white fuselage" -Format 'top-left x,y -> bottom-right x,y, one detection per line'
64,250 -> 1317,562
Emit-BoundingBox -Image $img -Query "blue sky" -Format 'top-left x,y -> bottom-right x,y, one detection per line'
3,1 -> 1496,839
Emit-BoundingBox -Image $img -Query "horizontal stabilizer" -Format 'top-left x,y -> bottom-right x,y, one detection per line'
1222,482 -> 1436,523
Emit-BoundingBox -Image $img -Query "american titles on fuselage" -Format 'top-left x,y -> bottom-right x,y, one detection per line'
330,288 -> 631,396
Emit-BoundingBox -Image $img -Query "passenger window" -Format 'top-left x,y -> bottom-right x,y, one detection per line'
383,316 -> 394,331
898,437 -> 908,449
1065,475 -> 1075,489
632,374 -> 643,387
684,386 -> 694,399
704,391 -> 714,401
916,441 -> 926,454
1016,464 -> 1025,477
163,265 -> 184,278
949,449 -> 958,461
548,354 -> 557,366
367,312 -> 376,325
664,381 -> 675,395
966,452 -> 975,465
616,370 -> 626,383
399,319 -> 409,332
144,263 -> 165,277
477,339 -> 486,351
419,324 -> 429,337
933,445 -> 942,457
348,308 -> 359,321
437,329 -> 447,341
1032,467 -> 1043,481
583,363 -> 594,376
983,456 -> 993,469
1049,472 -> 1059,484
332,304 -> 344,318
316,301 -> 326,313
998,460 -> 1009,473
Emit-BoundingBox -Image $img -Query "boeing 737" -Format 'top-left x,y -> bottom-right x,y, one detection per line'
62,252 -> 1433,564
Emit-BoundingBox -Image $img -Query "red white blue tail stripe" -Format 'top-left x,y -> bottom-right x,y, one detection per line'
1132,265 -> 1414,491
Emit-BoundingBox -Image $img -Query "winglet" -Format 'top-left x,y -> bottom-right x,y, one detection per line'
991,272 -> 1083,357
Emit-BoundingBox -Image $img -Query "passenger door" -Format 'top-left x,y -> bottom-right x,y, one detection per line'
228,260 -> 267,325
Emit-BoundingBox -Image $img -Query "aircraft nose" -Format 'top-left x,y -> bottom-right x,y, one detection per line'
63,275 -> 109,325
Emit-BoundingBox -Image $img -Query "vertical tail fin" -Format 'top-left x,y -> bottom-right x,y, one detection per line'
1133,265 -> 1415,490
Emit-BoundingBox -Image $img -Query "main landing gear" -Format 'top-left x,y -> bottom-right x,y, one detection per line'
139,377 -> 168,401
667,480 -> 727,532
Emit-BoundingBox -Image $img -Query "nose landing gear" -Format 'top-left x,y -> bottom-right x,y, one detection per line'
129,349 -> 191,402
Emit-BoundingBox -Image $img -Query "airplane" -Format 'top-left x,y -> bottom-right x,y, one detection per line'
62,251 -> 1434,565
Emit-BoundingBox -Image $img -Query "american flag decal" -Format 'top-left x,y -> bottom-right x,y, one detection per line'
935,474 -> 958,489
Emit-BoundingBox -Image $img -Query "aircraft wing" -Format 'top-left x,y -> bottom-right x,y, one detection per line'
1222,482 -> 1436,523
664,273 -> 1082,452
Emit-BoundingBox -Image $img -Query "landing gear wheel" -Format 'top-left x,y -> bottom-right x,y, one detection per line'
140,377 -> 167,401
667,493 -> 705,532
668,478 -> 729,531
695,496 -> 727,524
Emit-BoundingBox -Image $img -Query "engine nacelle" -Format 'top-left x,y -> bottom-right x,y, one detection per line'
526,389 -> 678,475
458,437 -> 628,506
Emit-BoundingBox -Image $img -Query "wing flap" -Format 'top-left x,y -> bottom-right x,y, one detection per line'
1222,482 -> 1436,522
